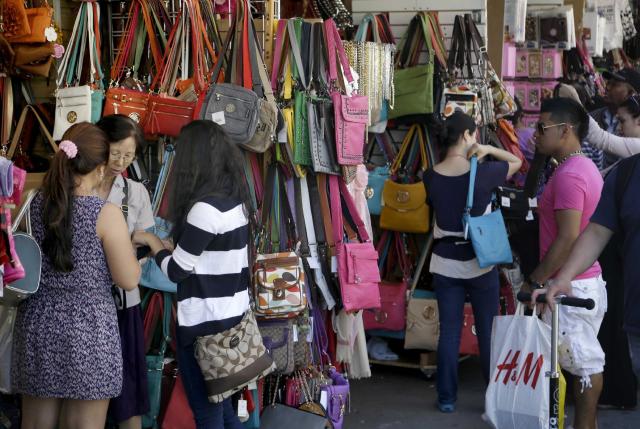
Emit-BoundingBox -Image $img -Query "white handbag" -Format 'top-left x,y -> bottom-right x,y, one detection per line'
54,86 -> 92,140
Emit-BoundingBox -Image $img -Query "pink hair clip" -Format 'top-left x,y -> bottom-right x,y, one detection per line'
59,140 -> 78,159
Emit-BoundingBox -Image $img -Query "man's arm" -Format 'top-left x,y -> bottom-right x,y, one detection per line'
533,222 -> 614,306
529,209 -> 583,284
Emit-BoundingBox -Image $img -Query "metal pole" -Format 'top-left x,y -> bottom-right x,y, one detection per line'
548,303 -> 560,429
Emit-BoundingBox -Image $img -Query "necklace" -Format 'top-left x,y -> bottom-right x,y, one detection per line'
556,150 -> 584,168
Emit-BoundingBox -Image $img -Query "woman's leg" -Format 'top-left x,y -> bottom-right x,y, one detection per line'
20,396 -> 62,429
434,274 -> 467,406
118,416 -> 142,429
177,338 -> 224,429
466,268 -> 500,384
59,398 -> 110,429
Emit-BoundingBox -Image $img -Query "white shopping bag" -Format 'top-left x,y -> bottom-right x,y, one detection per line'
0,306 -> 17,394
485,306 -> 551,429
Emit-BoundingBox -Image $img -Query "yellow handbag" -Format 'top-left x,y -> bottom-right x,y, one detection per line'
379,124 -> 430,234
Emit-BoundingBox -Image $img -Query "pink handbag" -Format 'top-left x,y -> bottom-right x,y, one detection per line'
325,19 -> 368,166
2,166 -> 28,285
363,282 -> 407,331
329,175 -> 381,312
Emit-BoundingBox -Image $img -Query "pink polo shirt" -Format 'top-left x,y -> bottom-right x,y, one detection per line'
538,155 -> 603,280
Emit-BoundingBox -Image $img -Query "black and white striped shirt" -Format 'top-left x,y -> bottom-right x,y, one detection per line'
155,197 -> 250,347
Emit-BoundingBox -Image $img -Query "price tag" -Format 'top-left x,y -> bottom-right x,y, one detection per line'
293,324 -> 299,342
501,196 -> 511,207
526,210 -> 534,221
247,381 -> 257,390
237,399 -> 249,419
528,197 -> 538,208
211,111 -> 226,125
307,317 -> 314,343
320,390 -> 328,409
331,256 -> 338,273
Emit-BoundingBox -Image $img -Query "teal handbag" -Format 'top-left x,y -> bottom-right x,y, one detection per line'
366,166 -> 389,215
139,218 -> 177,293
463,156 -> 512,268
142,292 -> 172,429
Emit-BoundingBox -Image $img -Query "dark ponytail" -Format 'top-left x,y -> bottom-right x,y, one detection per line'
41,123 -> 109,272
436,110 -> 477,157
621,94 -> 640,118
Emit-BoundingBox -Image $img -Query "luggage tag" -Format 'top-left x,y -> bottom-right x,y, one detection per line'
237,399 -> 249,421
211,111 -> 226,125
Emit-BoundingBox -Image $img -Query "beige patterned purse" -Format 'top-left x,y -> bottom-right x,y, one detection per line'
194,311 -> 275,403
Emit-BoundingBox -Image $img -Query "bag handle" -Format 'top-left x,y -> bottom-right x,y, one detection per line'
390,125 -> 428,176
465,155 -> 478,212
328,175 -> 370,247
8,105 -> 57,159
12,189 -> 37,235
324,18 -> 355,88
1,77 -> 12,152
270,19 -> 288,92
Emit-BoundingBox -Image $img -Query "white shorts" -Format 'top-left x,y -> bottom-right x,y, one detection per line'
543,275 -> 607,379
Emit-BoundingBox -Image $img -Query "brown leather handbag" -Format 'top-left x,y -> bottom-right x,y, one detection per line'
12,43 -> 54,77
0,34 -> 15,73
7,1 -> 53,44
1,0 -> 30,40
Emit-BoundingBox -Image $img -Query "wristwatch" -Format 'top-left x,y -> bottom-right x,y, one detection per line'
527,277 -> 545,289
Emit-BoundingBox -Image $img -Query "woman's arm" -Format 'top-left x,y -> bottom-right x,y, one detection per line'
585,116 -> 640,158
98,203 -> 141,290
467,143 -> 523,177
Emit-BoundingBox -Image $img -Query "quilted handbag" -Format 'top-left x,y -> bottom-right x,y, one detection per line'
463,156 -> 513,268
258,319 -> 295,375
363,282 -> 407,331
253,251 -> 307,319
200,83 -> 260,145
389,14 -> 434,119
194,311 -> 275,403
325,19 -> 368,166
329,176 -> 381,312
308,97 -> 340,175
365,166 -> 389,216
404,291 -> 439,350
379,125 -> 430,234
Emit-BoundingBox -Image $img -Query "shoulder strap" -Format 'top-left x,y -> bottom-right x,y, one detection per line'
122,177 -> 129,223
465,156 -> 478,211
8,106 -> 57,159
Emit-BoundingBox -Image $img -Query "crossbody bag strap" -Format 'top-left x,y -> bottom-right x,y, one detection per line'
288,19 -> 308,89
465,156 -> 478,212
109,1 -> 139,83
57,2 -> 84,87
8,106 -> 58,159
294,178 -> 310,256
271,19 -> 288,92
395,15 -> 418,68
390,124 -> 418,175
425,12 -> 446,69
1,78 -> 12,151
121,177 -> 129,222
306,173 -> 327,245
324,18 -> 354,87
354,14 -> 373,41
317,174 -> 335,254
338,179 -> 370,242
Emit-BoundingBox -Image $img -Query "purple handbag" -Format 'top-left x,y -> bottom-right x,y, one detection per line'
321,368 -> 350,429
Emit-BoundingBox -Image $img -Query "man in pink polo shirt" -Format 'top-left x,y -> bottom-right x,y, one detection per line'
528,98 -> 606,429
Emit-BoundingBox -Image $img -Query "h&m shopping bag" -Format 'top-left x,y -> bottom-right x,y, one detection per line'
485,306 -> 555,429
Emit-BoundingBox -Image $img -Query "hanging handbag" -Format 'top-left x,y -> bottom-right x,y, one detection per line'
257,318 -> 295,375
320,367 -> 350,429
462,156 -> 513,268
379,125 -> 430,234
362,281 -> 406,331
325,19 -> 368,166
404,291 -> 439,350
329,175 -> 381,312
161,373 -> 195,429
10,42 -> 54,78
389,13 -> 435,120
7,0 -> 53,44
459,303 -> 480,355
1,0 -> 30,40
194,310 -> 275,403
1,190 -> 41,306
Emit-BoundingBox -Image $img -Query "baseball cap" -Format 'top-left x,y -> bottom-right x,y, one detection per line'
603,68 -> 640,93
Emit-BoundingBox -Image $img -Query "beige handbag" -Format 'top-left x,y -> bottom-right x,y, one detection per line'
404,293 -> 439,351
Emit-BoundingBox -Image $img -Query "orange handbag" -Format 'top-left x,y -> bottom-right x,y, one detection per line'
7,1 -> 53,44
2,0 -> 30,40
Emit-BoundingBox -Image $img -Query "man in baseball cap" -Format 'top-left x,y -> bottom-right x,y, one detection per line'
590,68 -> 640,169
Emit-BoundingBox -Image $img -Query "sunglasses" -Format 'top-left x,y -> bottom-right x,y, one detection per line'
536,122 -> 570,135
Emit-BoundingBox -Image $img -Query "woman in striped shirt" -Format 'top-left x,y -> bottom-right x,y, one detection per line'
134,121 -> 248,429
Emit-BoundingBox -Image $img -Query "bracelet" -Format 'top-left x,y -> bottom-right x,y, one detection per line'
527,276 -> 545,289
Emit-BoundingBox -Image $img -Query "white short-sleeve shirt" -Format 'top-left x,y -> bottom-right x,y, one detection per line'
107,175 -> 154,308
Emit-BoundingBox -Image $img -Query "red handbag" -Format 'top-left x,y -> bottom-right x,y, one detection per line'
161,374 -> 195,429
363,282 -> 406,331
329,175 -> 381,312
459,304 -> 480,356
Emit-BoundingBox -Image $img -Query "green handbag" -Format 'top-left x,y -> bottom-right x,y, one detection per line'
289,19 -> 313,166
141,291 -> 172,429
389,13 -> 435,119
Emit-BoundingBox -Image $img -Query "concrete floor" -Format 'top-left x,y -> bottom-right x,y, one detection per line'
345,357 -> 640,429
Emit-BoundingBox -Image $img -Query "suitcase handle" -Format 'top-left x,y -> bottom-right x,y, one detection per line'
517,291 -> 595,310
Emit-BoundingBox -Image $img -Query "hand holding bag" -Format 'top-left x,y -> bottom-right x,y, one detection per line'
462,156 -> 513,268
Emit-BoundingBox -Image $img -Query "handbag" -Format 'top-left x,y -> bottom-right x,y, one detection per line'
366,166 -> 388,216
459,303 -> 480,355
389,13 -> 435,120
194,311 -> 275,403
1,0 -> 30,40
161,374 -> 195,429
1,190 -> 41,306
7,0 -> 53,44
257,319 -> 295,375
379,125 -> 430,234
404,290 -> 439,350
11,42 -> 54,78
141,291 -> 172,429
140,218 -> 177,293
320,368 -> 350,429
102,0 -> 167,124
462,156 -> 513,268
325,19 -> 368,166
53,2 -> 103,140
329,175 -> 381,312
363,282 -> 406,331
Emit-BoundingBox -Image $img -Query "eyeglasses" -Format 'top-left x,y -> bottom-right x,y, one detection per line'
536,122 -> 571,135
109,152 -> 136,163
